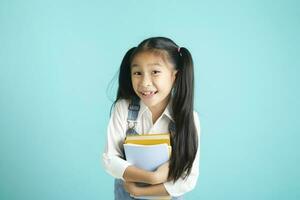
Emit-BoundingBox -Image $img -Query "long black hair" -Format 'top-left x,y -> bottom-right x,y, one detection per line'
112,37 -> 198,182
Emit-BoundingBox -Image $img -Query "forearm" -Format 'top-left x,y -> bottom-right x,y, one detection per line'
135,183 -> 169,196
123,165 -> 157,184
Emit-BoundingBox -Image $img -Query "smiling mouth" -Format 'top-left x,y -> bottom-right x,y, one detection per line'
140,91 -> 158,97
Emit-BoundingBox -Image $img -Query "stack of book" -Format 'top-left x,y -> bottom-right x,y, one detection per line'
123,133 -> 172,200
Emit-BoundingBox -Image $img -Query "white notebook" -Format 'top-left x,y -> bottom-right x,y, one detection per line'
123,143 -> 171,199
123,143 -> 169,171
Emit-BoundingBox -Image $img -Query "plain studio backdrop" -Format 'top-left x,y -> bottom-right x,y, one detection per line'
0,0 -> 299,199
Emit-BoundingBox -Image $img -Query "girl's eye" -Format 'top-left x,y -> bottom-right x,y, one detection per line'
152,70 -> 161,75
132,72 -> 141,75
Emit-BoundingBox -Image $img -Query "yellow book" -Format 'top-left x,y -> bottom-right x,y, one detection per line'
125,133 -> 171,146
125,133 -> 171,155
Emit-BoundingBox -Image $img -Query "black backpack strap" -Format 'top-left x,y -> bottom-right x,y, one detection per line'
126,96 -> 140,136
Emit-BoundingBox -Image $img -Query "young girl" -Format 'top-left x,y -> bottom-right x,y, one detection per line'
102,37 -> 200,199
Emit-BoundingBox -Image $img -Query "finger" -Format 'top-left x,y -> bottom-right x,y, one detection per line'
123,183 -> 129,190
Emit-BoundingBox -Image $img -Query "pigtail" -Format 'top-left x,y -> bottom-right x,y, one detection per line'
116,47 -> 137,100
110,47 -> 137,115
169,47 -> 198,181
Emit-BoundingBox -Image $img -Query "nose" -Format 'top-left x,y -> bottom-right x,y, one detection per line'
141,74 -> 152,87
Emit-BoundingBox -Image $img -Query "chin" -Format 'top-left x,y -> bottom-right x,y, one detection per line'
140,99 -> 156,107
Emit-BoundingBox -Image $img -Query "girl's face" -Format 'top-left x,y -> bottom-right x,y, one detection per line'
130,51 -> 177,112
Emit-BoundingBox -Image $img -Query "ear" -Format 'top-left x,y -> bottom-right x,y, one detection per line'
172,70 -> 178,82
174,70 -> 178,75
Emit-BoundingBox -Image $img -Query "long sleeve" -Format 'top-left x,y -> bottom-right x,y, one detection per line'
163,111 -> 201,197
102,100 -> 132,180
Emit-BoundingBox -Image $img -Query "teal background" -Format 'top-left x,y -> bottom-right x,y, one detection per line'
0,0 -> 299,199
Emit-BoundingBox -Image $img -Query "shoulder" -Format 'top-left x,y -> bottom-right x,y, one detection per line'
193,110 -> 201,136
193,111 -> 200,123
114,99 -> 129,110
111,99 -> 130,120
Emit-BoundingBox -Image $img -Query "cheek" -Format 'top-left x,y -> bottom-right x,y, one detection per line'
157,78 -> 173,90
131,79 -> 139,89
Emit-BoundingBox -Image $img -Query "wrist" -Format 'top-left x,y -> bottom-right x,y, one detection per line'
132,185 -> 142,196
150,171 -> 160,185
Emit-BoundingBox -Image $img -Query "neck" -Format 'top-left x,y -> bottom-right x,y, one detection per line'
149,95 -> 170,124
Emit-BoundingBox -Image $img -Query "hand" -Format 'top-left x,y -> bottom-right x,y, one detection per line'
154,161 -> 169,184
124,181 -> 139,196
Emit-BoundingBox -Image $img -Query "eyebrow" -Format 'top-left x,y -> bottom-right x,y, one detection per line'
131,63 -> 162,68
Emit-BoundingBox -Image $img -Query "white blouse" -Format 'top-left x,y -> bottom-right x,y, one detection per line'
102,99 -> 201,197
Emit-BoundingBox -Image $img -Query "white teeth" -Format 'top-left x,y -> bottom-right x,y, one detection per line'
142,91 -> 156,96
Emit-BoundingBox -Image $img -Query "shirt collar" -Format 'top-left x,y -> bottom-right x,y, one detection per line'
138,98 -> 174,122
